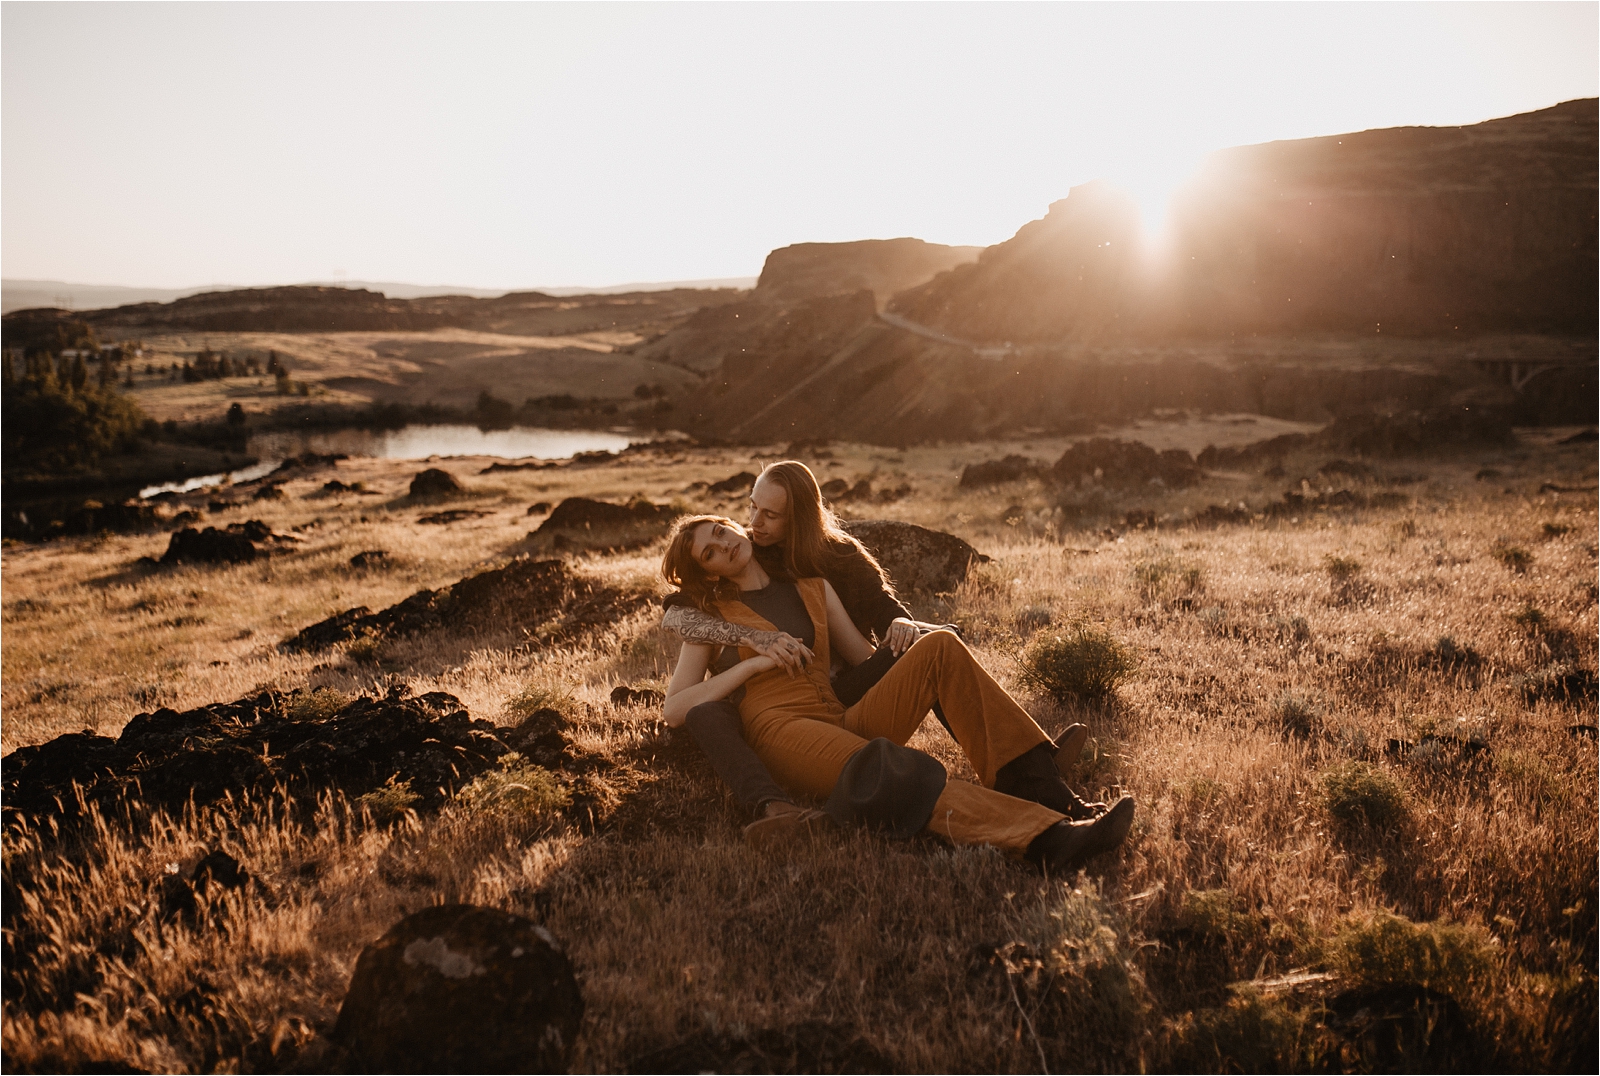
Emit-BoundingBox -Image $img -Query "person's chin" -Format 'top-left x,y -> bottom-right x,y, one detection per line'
750,534 -> 778,548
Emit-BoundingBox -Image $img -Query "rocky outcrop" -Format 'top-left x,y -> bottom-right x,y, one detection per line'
160,519 -> 298,565
840,520 -> 987,595
893,99 -> 1598,342
753,238 -> 980,308
83,286 -> 460,334
333,905 -> 584,1074
409,468 -> 463,497
1051,439 -> 1202,489
960,455 -> 1047,487
0,687 -> 507,824
527,496 -> 679,552
282,556 -> 647,652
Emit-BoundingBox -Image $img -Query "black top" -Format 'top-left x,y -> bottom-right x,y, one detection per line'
663,536 -> 911,643
710,578 -> 812,678
753,539 -> 910,641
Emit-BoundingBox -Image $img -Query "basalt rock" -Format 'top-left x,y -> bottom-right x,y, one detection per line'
160,525 -> 256,564
1,688 -> 508,827
840,520 -> 988,595
960,455 -> 1046,487
409,468 -> 463,498
528,496 -> 679,552
333,904 -> 584,1074
1051,438 -> 1202,489
349,550 -> 389,569
282,557 -> 648,653
707,471 -> 757,495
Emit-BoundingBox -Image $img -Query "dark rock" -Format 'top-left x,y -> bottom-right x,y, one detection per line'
322,479 -> 353,492
160,849 -> 251,922
960,454 -> 1045,487
529,497 -> 678,552
610,685 -> 665,709
1559,428 -> 1598,444
169,509 -> 203,527
350,550 -> 389,569
479,460 -> 559,474
1052,438 -> 1201,488
208,498 -> 240,512
502,708 -> 571,768
819,478 -> 849,498
1193,503 -> 1252,526
282,557 -> 648,653
417,509 -> 487,525
526,501 -> 552,515
571,449 -> 616,465
840,520 -> 988,594
1,687 -> 510,829
625,1021 -> 890,1074
1520,664 -> 1598,704
268,452 -> 348,476
161,526 -> 258,565
409,468 -> 463,497
253,485 -> 285,501
1319,406 -> 1515,456
333,904 -> 583,1074
707,471 -> 757,495
1323,984 -> 1476,1073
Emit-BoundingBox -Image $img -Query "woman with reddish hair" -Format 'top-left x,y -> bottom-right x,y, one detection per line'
659,512 -> 1134,871
662,461 -> 1101,845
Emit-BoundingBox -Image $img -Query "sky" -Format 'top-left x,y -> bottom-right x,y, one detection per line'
3,1 -> 1596,292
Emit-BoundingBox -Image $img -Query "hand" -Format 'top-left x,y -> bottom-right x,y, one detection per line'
742,631 -> 814,676
885,617 -> 921,656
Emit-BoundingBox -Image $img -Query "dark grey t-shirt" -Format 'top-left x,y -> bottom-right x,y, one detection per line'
710,579 -> 813,678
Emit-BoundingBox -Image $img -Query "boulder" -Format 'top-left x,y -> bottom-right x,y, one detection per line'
707,471 -> 757,495
349,550 -> 389,569
610,685 -> 666,709
333,905 -> 583,1074
418,509 -> 487,525
960,455 -> 1045,487
840,520 -> 987,594
1051,438 -> 1202,488
161,526 -> 258,565
410,468 -> 463,497
528,497 -> 678,552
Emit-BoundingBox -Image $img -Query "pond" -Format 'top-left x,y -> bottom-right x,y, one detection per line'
139,424 -> 636,498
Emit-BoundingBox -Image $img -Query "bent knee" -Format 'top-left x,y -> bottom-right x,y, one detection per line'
914,628 -> 965,656
685,700 -> 741,736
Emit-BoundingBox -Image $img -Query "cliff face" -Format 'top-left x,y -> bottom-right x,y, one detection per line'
87,286 -> 461,334
753,238 -> 980,309
890,99 -> 1598,343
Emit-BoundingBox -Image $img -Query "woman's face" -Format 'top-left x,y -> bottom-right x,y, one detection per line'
688,519 -> 752,580
747,475 -> 788,547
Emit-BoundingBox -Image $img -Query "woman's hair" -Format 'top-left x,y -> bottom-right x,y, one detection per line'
661,514 -> 744,613
759,460 -> 893,593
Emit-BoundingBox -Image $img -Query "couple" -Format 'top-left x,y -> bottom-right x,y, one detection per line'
657,461 -> 1135,872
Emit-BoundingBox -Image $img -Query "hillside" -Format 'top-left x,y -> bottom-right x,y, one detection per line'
651,101 -> 1597,444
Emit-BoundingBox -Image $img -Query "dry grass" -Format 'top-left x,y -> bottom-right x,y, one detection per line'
2,430 -> 1596,1071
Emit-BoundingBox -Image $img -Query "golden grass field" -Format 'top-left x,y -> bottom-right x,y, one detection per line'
2,427 -> 1595,1072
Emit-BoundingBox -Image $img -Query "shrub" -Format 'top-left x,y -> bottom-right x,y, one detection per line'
1166,987 -> 1306,1073
1512,603 -> 1546,631
1542,522 -> 1573,539
1271,615 -> 1312,644
287,687 -> 353,722
455,752 -> 570,816
1323,554 -> 1362,582
1326,910 -> 1498,993
1272,692 -> 1322,738
504,683 -> 580,722
1320,761 -> 1407,829
1491,541 -> 1533,573
355,776 -> 420,824
1019,623 -> 1137,702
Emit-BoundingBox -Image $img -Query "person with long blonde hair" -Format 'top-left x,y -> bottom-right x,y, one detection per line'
661,461 -> 1099,846
658,512 -> 1134,870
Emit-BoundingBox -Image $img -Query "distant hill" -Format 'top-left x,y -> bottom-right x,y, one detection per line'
0,276 -> 757,316
646,99 -> 1596,443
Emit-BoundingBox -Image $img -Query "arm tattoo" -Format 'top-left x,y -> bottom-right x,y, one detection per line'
662,604 -> 778,649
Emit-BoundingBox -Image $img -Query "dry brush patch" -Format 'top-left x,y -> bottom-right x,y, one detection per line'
2,435 -> 1596,1071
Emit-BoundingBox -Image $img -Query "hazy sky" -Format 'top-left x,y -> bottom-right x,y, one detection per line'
3,2 -> 1595,291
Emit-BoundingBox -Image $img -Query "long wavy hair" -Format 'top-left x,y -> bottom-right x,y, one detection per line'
759,460 -> 893,593
661,514 -> 745,614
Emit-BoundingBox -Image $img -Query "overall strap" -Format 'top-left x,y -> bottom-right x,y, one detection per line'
716,577 -> 833,671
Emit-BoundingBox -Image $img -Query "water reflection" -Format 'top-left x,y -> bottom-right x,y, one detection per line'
247,424 -> 634,461
138,425 -> 635,499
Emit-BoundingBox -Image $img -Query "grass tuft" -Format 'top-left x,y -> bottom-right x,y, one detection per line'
1325,910 -> 1499,995
286,687 -> 352,721
1491,541 -> 1534,573
355,775 -> 420,824
1018,623 -> 1137,702
1320,761 -> 1408,829
454,752 -> 571,816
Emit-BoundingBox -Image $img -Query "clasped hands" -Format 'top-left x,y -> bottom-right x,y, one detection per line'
741,617 -> 924,676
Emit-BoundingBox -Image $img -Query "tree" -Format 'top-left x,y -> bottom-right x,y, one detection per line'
226,402 -> 246,427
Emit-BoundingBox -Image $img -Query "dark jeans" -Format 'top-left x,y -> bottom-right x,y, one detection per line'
685,642 -> 954,809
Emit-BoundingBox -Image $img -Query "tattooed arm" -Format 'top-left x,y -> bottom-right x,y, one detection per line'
661,604 -> 815,673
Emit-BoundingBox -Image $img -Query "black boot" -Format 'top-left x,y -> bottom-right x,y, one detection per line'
994,743 -> 1101,820
1026,797 -> 1136,872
